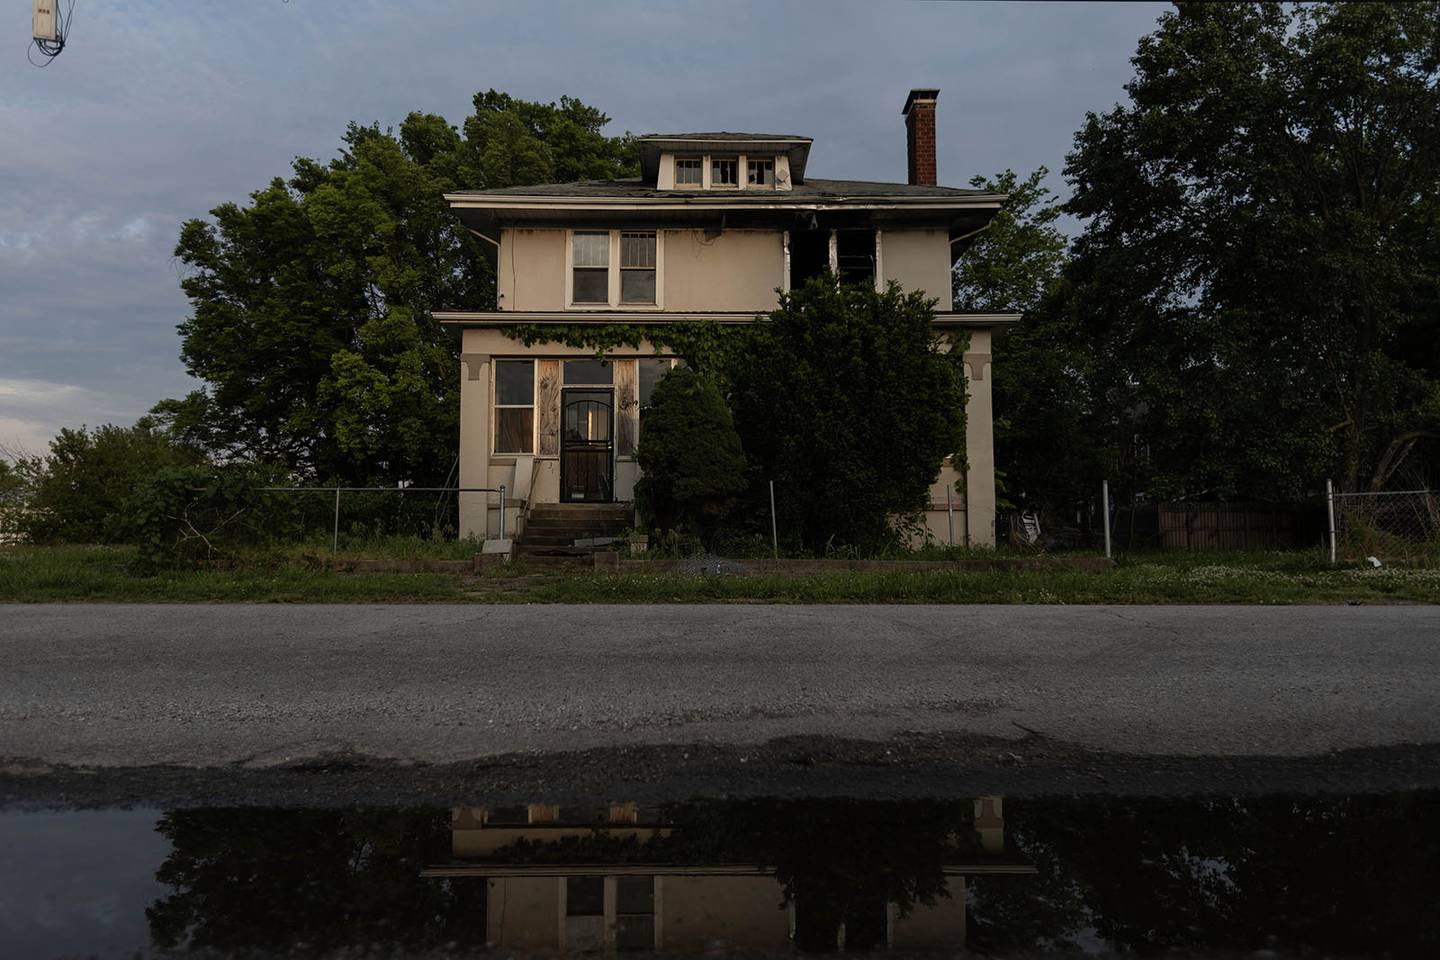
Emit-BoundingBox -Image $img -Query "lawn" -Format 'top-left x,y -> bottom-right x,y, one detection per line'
2,544 -> 1438,604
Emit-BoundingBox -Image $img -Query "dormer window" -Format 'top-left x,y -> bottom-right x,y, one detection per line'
747,157 -> 775,188
711,158 -> 738,187
674,157 -> 703,187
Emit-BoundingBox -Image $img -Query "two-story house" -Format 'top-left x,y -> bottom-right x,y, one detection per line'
436,89 -> 1018,548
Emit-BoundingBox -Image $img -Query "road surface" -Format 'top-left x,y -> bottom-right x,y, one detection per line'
2,604 -> 1437,767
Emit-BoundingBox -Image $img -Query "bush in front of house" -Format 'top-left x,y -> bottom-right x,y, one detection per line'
728,276 -> 968,553
121,463 -> 290,569
635,366 -> 748,538
17,422 -> 202,544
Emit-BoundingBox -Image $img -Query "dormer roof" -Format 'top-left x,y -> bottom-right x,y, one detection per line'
636,133 -> 812,184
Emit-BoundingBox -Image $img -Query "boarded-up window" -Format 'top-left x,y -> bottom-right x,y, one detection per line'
571,231 -> 609,304
494,359 -> 534,454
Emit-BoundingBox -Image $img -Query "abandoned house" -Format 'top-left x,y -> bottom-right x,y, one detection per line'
436,89 -> 1018,551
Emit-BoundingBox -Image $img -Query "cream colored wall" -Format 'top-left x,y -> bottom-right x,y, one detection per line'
499,228 -> 567,311
663,229 -> 782,311
487,877 -> 560,949
892,882 -> 966,948
881,228 -> 953,309
659,876 -> 790,951
963,328 -> 995,547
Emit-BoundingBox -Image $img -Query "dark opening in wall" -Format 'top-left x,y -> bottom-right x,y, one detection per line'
789,229 -> 829,288
837,229 -> 877,286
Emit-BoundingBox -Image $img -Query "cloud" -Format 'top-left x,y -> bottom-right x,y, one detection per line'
0,377 -> 149,456
0,0 -> 1169,447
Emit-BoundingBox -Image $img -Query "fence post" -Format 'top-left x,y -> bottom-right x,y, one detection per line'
332,487 -> 340,555
1326,478 -> 1337,564
498,484 -> 506,541
1102,479 -> 1112,559
946,484 -> 954,546
769,480 -> 779,559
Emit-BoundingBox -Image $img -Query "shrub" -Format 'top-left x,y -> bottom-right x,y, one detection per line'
635,366 -> 747,537
19,423 -> 201,544
728,276 -> 968,553
122,464 -> 281,569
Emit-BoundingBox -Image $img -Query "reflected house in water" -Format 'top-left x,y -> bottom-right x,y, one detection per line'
422,797 -> 1034,953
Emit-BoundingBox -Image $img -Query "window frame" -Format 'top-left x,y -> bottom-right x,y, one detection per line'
565,229 -> 664,310
673,156 -> 703,187
710,157 -> 739,189
492,358 -> 536,456
746,156 -> 775,188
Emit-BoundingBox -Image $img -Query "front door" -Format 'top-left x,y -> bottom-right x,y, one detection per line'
561,388 -> 614,502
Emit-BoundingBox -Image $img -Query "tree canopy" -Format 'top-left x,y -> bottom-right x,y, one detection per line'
1064,1 -> 1440,498
164,91 -> 638,484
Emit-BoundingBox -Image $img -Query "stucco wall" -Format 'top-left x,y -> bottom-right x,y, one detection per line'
487,877 -> 560,949
663,228 -> 783,310
499,228 -> 567,311
881,228 -> 953,309
659,876 -> 790,950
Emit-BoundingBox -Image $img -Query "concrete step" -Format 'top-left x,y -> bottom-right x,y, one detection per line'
521,534 -> 623,547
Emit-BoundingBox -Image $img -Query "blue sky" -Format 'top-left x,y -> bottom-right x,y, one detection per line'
0,0 -> 1167,455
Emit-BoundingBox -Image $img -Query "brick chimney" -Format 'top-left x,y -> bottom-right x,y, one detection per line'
903,88 -> 940,186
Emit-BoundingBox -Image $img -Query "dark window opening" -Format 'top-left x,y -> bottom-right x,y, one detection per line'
837,229 -> 876,286
789,229 -> 829,288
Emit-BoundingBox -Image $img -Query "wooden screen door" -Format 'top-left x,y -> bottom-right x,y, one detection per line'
560,388 -> 614,502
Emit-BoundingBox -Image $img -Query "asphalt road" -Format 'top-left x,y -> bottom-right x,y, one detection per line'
2,604 -> 1437,768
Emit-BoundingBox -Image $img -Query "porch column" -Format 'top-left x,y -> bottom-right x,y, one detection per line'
963,329 -> 995,547
459,352 -> 491,539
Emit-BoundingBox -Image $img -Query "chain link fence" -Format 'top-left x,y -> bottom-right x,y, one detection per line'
1330,488 -> 1440,561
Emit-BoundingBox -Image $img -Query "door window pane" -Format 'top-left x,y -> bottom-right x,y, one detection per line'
564,359 -> 613,384
566,876 -> 604,915
495,360 -> 533,405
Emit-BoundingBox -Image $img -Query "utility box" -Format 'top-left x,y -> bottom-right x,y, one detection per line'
33,1 -> 58,42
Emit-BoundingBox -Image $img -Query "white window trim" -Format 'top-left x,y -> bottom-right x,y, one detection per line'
709,156 -> 740,190
744,155 -> 776,190
565,229 -> 665,311
492,358 -> 537,457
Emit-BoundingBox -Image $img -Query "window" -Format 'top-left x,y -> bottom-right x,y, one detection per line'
674,157 -> 702,186
747,157 -> 775,187
494,360 -> 534,454
711,157 -> 738,186
620,232 -> 656,304
571,231 -> 609,304
837,228 -> 877,286
564,358 -> 613,385
569,230 -> 661,308
638,358 -> 674,407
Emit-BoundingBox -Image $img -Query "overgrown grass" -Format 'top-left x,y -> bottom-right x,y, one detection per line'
2,545 -> 1437,604
0,545 -> 463,602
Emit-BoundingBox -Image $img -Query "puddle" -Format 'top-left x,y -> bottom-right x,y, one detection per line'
1,794 -> 1436,957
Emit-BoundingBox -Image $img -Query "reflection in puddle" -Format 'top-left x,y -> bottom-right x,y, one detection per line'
0,794 -> 1436,957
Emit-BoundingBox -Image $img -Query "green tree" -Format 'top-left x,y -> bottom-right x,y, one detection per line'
19,423 -> 200,544
1065,2 -> 1440,498
953,169 -> 1105,518
729,277 -> 968,552
635,366 -> 748,536
167,91 -> 638,483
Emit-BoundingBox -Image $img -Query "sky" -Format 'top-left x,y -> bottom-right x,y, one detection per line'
0,0 -> 1168,457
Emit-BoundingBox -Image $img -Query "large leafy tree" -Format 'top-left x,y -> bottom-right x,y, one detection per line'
729,277 -> 968,552
953,169 -> 1106,515
165,92 -> 638,483
1065,2 -> 1440,498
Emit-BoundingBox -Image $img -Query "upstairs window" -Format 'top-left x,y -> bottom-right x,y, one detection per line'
674,157 -> 703,186
711,157 -> 738,187
571,231 -> 610,304
620,232 -> 657,304
747,157 -> 775,187
569,230 -> 662,308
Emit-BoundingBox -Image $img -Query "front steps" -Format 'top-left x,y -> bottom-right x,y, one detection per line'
516,503 -> 634,561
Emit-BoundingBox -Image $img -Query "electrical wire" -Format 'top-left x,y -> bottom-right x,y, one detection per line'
28,0 -> 75,67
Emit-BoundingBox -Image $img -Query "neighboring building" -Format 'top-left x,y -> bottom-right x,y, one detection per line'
422,797 -> 1033,953
437,89 -> 1019,547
